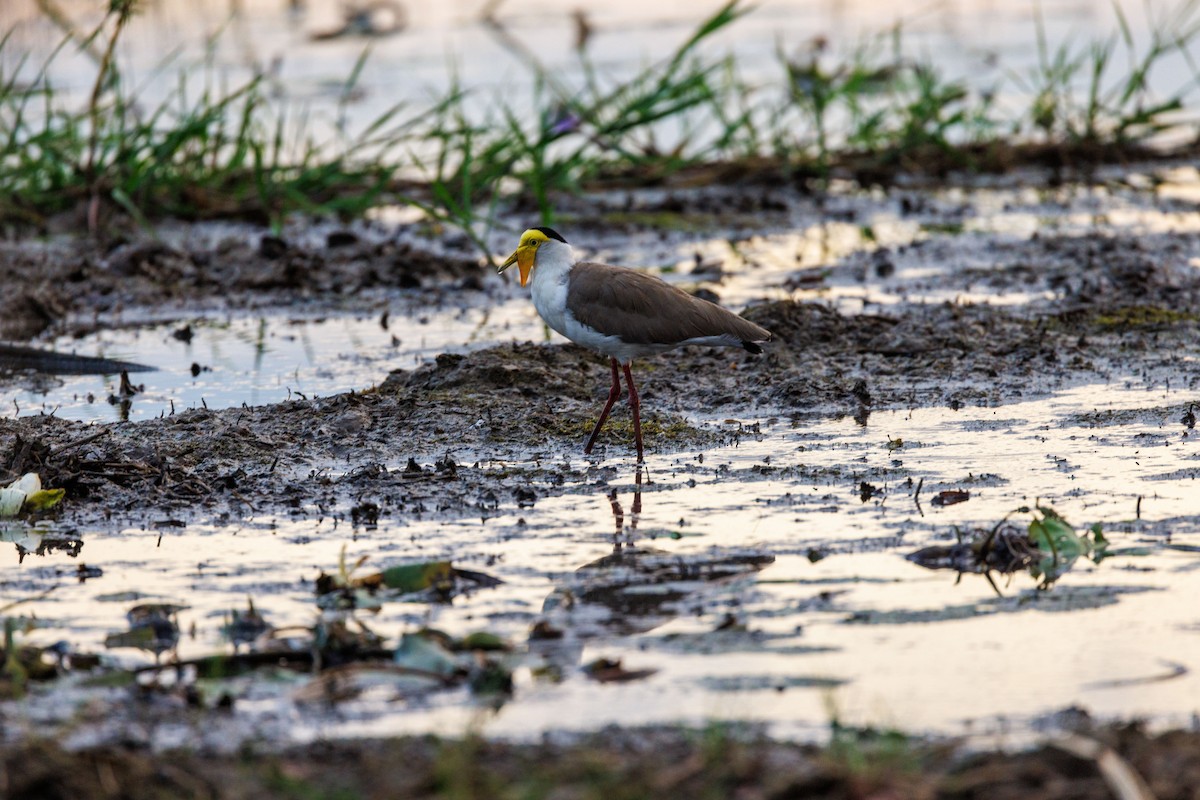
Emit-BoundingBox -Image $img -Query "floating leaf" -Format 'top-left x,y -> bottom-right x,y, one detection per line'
450,567 -> 505,590
469,661 -> 513,695
393,633 -> 462,679
127,603 -> 188,623
104,627 -> 164,650
911,506 -> 1132,592
294,663 -> 449,705
317,558 -> 501,608
221,598 -> 270,646
931,489 -> 970,507
95,591 -> 151,602
105,604 -> 185,654
376,561 -> 453,592
583,657 -> 658,683
1026,506 -> 1111,586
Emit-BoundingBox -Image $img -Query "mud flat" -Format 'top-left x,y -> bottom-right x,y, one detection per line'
2,173 -> 1200,796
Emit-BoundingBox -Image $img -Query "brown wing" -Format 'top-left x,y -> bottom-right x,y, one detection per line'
567,262 -> 771,347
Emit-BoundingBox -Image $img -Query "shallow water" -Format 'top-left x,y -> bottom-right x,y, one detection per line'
7,163 -> 1200,424
3,294 -> 543,422
4,376 -> 1199,748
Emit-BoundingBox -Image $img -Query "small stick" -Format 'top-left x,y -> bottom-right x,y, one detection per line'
50,429 -> 110,455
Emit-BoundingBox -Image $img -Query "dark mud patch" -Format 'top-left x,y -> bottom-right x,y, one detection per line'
5,722 -> 1199,800
0,228 -> 482,340
740,297 -> 1198,413
0,342 -> 732,527
826,223 -> 1200,316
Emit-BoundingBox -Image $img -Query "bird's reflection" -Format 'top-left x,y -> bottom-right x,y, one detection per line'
608,466 -> 643,544
530,468 -> 774,676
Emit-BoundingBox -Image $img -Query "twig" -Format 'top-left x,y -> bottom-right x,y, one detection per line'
49,429 -> 110,455
1051,734 -> 1157,800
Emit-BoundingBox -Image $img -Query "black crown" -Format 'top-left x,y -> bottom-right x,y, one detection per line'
532,227 -> 567,243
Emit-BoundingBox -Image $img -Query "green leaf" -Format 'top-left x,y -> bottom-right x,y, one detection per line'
378,561 -> 453,593
23,489 -> 65,512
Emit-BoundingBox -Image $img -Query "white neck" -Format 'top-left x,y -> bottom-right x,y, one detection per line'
535,239 -> 575,277
529,238 -> 576,337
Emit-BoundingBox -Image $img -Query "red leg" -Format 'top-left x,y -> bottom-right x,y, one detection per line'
584,358 -> 622,455
622,363 -> 644,463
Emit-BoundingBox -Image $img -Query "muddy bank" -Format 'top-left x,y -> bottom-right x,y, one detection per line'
5,722 -> 1199,800
2,178 -> 1200,761
2,285 -> 1197,528
3,211 -> 1199,526
7,180 -> 1200,346
0,225 -> 483,341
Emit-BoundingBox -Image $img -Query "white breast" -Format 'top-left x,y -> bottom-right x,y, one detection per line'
528,240 -> 577,334
530,264 -> 570,336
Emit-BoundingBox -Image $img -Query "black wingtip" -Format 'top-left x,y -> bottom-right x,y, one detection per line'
742,341 -> 763,355
532,226 -> 567,243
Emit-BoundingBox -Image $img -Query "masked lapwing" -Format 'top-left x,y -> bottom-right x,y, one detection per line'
499,227 -> 771,462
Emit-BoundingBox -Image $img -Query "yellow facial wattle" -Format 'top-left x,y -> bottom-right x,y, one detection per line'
499,241 -> 538,287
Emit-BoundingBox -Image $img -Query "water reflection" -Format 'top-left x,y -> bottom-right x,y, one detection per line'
608,466 -> 642,543
533,470 -> 775,683
0,522 -> 83,562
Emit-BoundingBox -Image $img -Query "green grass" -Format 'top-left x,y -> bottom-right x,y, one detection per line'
3,0 -> 1200,253
0,0 -> 411,230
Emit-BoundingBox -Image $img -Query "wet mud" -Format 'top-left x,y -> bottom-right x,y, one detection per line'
0,224 -> 482,341
2,173 -> 1200,781
3,216 -> 1198,526
6,721 -> 1200,800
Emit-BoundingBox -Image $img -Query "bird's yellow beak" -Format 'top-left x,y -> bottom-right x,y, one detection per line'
498,246 -> 534,287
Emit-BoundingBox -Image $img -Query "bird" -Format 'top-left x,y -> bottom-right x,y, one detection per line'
498,227 -> 771,462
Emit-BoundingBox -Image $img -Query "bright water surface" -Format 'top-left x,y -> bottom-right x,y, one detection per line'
3,0 -> 1196,146
4,395 -> 1199,748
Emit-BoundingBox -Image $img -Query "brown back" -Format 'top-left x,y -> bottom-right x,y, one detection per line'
567,262 -> 770,346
